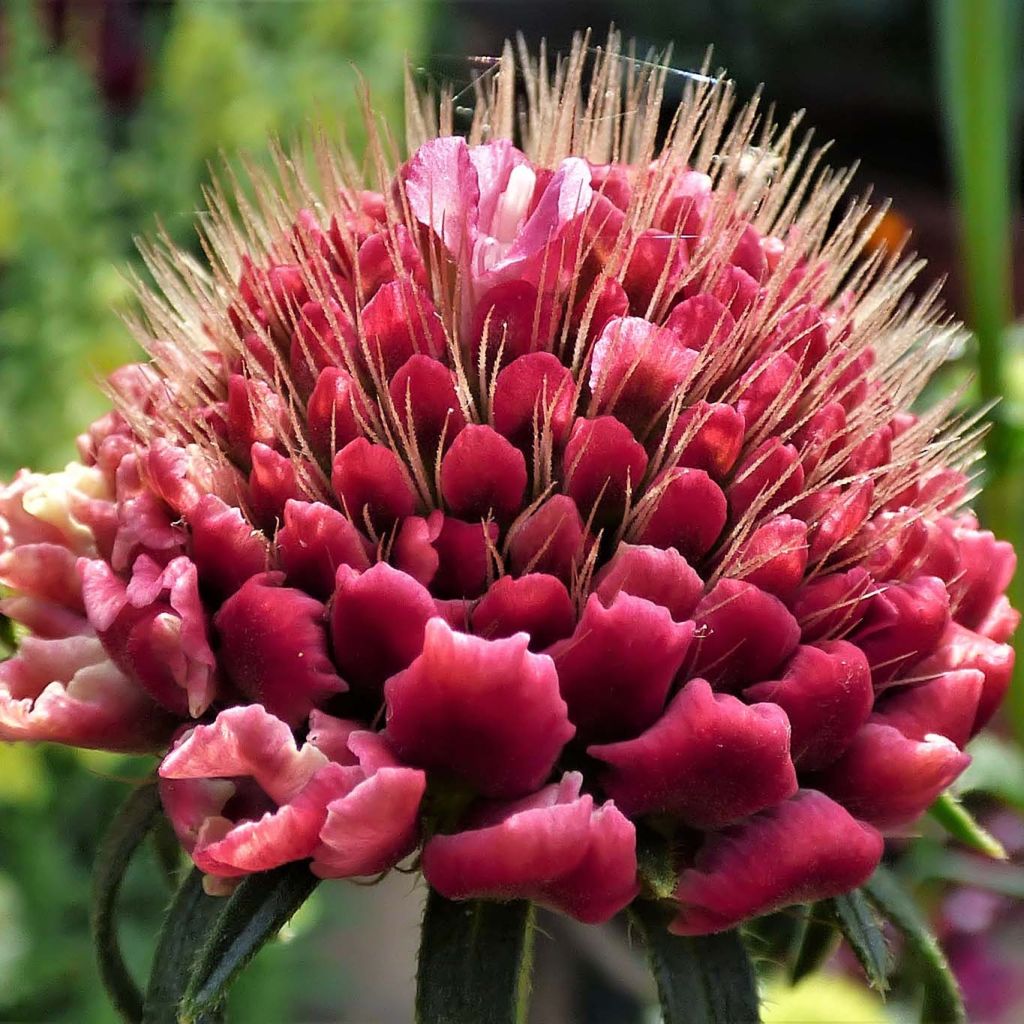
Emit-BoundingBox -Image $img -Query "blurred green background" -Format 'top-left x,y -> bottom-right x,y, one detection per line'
1,1 -> 1023,1021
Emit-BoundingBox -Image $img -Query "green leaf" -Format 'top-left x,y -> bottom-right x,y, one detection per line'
829,891 -> 891,994
179,861 -> 319,1023
863,868 -> 966,1024
629,900 -> 760,1024
416,890 -> 535,1024
789,904 -> 841,984
929,792 -> 1007,859
142,869 -> 226,1024
91,781 -> 163,1024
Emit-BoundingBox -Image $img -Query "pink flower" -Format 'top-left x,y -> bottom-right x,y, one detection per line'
1,44 -> 1016,934
159,705 -> 424,880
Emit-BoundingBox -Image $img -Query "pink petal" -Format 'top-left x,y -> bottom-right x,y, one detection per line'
188,495 -> 271,603
731,515 -> 808,598
729,438 -> 805,520
593,543 -> 703,622
306,367 -> 364,459
160,776 -> 235,854
876,670 -> 984,749
225,375 -> 288,463
306,710 -> 363,764
589,317 -> 697,431
355,223 -> 427,299
403,136 -> 480,256
0,634 -> 171,751
563,416 -> 648,522
193,762 -> 353,876
790,568 -> 875,642
807,480 -> 874,564
811,722 -> 970,829
744,641 -> 873,769
548,592 -> 694,742
0,542 -> 84,609
469,139 -> 531,229
591,678 -> 796,828
663,294 -> 735,353
636,468 -> 727,560
159,704 -> 327,804
431,517 -> 499,599
488,157 -> 593,288
331,438 -> 418,529
360,280 -> 446,377
666,400 -> 745,478
687,579 -> 801,690
734,352 -> 801,432
853,576 -> 951,684
0,595 -> 89,639
569,277 -> 629,351
214,573 -> 346,726
290,300 -> 358,394
277,499 -> 371,600
81,556 -> 218,717
671,790 -> 883,935
330,562 -> 436,698
389,355 -> 466,457
391,512 -> 443,586
949,523 -> 1017,634
913,622 -> 1015,736
620,229 -> 688,313
440,425 -> 527,521
492,352 -> 576,450
767,304 -> 829,372
472,573 -> 577,650
471,280 -> 555,366
422,772 -> 638,924
507,495 -> 590,582
312,766 -> 426,878
385,617 -> 574,798
794,402 -> 847,475
248,443 -> 305,529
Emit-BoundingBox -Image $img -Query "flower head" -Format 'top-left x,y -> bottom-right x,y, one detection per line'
0,35 -> 1017,932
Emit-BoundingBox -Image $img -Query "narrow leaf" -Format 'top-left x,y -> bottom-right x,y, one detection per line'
864,868 -> 966,1024
830,890 -> 891,993
92,781 -> 163,1024
180,860 -> 319,1022
143,869 -> 226,1024
416,890 -> 535,1024
629,900 -> 760,1024
789,904 -> 840,984
929,792 -> 1007,859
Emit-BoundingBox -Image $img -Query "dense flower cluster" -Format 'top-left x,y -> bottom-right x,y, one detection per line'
0,45 -> 1017,935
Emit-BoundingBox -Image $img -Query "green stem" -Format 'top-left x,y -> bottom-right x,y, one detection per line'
91,781 -> 163,1024
143,870 -> 226,1024
415,891 -> 535,1024
629,900 -> 761,1023
929,792 -> 1008,859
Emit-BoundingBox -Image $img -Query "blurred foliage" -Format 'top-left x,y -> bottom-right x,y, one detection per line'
0,0 -> 426,476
